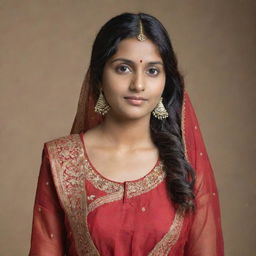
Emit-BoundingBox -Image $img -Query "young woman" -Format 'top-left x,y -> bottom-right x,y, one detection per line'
29,13 -> 224,256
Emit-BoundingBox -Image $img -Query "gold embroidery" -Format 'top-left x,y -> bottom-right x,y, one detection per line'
127,163 -> 166,198
47,134 -> 100,256
87,194 -> 96,201
84,159 -> 123,193
85,157 -> 165,198
181,92 -> 189,161
88,191 -> 124,214
84,162 -> 165,213
148,207 -> 185,255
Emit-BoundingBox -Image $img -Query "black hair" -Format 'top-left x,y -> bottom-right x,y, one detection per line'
89,12 -> 195,212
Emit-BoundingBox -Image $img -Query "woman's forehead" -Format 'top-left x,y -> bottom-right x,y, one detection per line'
111,37 -> 162,62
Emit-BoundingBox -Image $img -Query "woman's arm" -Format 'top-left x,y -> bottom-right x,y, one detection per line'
184,94 -> 224,256
29,144 -> 67,255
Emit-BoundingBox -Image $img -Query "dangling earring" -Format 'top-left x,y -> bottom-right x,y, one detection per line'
94,89 -> 111,115
152,97 -> 168,120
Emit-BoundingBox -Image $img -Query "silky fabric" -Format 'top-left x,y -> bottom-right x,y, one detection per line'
29,91 -> 224,255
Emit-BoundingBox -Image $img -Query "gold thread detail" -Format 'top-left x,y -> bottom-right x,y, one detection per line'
181,92 -> 189,161
46,134 -> 100,256
85,159 -> 165,198
148,207 -> 185,255
86,163 -> 165,213
88,191 -> 123,214
84,159 -> 123,194
127,162 -> 166,198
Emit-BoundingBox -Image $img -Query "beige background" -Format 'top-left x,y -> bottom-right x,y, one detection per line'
0,0 -> 255,255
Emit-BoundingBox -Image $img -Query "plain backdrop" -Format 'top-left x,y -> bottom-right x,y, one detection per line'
0,0 -> 255,255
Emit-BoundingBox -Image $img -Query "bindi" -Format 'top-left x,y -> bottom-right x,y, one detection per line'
139,59 -> 143,63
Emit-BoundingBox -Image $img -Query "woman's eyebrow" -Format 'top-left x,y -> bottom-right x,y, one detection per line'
110,58 -> 163,66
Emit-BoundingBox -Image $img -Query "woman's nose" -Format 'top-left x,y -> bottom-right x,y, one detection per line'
129,71 -> 145,92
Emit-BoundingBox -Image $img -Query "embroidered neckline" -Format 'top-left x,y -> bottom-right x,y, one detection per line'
79,132 -> 165,187
47,133 -> 185,255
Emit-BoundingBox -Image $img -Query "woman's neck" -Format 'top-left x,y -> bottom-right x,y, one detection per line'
98,114 -> 153,150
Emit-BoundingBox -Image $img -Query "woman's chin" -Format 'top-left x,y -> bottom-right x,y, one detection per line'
108,109 -> 150,121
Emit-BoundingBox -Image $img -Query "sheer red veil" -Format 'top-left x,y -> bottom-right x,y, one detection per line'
70,69 -> 102,134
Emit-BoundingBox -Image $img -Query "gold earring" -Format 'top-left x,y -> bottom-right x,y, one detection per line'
94,89 -> 111,115
152,97 -> 168,120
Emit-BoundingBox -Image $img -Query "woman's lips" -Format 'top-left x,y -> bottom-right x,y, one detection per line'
124,96 -> 147,106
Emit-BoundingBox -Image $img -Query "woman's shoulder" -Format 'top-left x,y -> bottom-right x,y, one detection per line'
44,133 -> 83,155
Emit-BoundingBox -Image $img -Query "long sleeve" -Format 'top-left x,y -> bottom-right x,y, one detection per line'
29,144 -> 67,255
184,94 -> 224,256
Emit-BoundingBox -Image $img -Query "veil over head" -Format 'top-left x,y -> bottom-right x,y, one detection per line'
70,69 -> 103,134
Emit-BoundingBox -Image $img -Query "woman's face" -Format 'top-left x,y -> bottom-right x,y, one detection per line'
101,37 -> 166,121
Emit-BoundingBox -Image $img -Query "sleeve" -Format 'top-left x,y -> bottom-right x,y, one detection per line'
29,144 -> 67,255
184,95 -> 224,256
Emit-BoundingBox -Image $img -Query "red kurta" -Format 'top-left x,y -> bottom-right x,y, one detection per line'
29,93 -> 224,255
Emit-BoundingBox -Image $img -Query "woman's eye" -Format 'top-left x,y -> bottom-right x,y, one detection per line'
147,68 -> 159,76
116,65 -> 131,73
